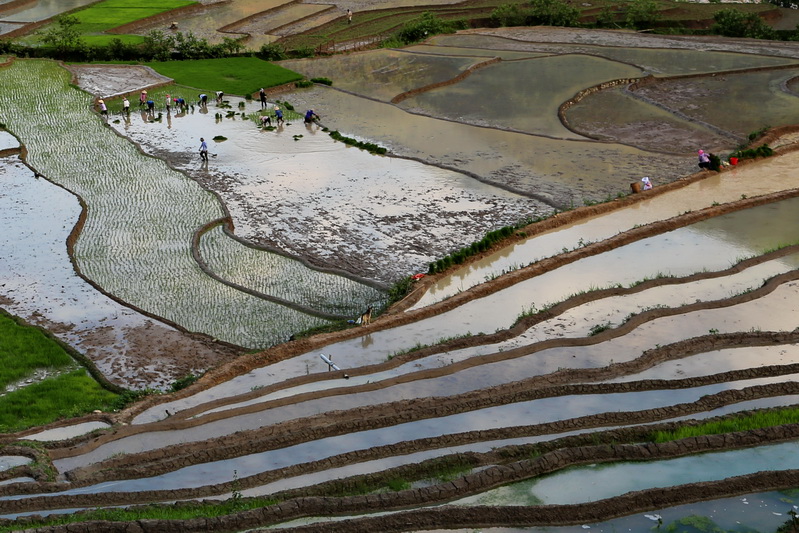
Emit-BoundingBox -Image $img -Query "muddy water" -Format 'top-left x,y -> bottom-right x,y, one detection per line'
416,156 -> 799,307
267,278 -> 799,409
431,34 -> 799,75
503,255 -> 799,342
111,92 -> 541,285
636,68 -> 799,138
564,86 -> 735,153
608,345 -> 799,383
281,51 -> 480,103
0,22 -> 24,35
399,54 -> 641,139
24,421 -> 110,442
454,440 -> 799,506
405,44 -> 548,60
0,0 -> 96,22
427,281 -> 799,385
275,85 -> 695,207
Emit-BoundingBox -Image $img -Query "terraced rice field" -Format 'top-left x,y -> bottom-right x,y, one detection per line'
1,27 -> 799,532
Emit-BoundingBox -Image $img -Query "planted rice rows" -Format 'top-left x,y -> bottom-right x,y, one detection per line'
199,224 -> 386,317
0,59 -> 379,348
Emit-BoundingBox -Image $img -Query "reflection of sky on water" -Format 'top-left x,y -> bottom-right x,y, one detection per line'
48,376 -> 796,492
0,130 -> 18,150
466,490 -> 798,533
418,156 -> 799,307
139,211 -> 799,422
454,440 -> 799,506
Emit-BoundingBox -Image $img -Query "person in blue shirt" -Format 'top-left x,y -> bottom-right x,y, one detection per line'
275,106 -> 284,126
304,109 -> 320,124
199,137 -> 208,161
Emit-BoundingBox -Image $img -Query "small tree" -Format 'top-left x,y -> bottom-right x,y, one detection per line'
595,5 -> 621,28
40,15 -> 85,59
142,30 -> 174,61
173,31 -> 211,59
259,42 -> 287,61
712,8 -> 777,39
625,0 -> 660,29
527,0 -> 580,27
490,3 -> 529,27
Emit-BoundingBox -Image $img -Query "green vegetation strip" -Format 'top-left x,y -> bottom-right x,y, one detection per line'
650,407 -> 799,443
145,57 -> 303,96
0,370 -> 119,433
0,313 -> 73,387
0,496 -> 277,533
0,311 -> 122,431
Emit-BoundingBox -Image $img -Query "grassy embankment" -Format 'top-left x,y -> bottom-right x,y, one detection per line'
0,311 -> 120,432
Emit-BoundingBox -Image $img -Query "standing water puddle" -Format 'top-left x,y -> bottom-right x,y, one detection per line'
452,440 -> 799,506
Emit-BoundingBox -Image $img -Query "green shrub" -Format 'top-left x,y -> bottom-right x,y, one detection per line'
528,0 -> 580,27
170,373 -> 199,392
395,12 -> 466,44
258,42 -> 287,61
490,4 -> 529,27
295,79 -> 313,88
310,77 -> 333,86
712,8 -> 777,39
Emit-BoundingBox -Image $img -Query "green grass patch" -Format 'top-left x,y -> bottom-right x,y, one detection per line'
650,407 -> 799,443
144,57 -> 303,95
0,313 -> 74,387
0,370 -> 119,432
0,496 -> 278,532
72,0 -> 195,33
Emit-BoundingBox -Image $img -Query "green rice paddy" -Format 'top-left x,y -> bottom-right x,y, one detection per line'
33,0 -> 197,46
145,57 -> 304,95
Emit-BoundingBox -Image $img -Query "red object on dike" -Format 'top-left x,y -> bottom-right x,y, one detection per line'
730,157 -> 738,165
412,273 -> 426,280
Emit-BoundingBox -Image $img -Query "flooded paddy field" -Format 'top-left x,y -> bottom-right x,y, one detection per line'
3,27 -> 799,531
